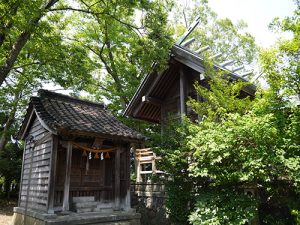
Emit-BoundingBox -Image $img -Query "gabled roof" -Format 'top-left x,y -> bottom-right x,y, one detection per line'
124,44 -> 256,122
18,89 -> 144,141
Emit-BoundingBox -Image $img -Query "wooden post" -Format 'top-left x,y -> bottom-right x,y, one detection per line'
63,141 -> 72,211
114,147 -> 120,210
180,67 -> 187,122
160,104 -> 165,136
18,141 -> 27,207
24,138 -> 35,225
124,147 -> 131,210
136,156 -> 141,183
47,135 -> 58,214
152,153 -> 157,175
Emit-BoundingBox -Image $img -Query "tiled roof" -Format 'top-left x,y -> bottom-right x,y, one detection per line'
19,89 -> 144,141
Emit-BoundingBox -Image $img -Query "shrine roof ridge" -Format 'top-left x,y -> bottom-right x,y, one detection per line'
18,89 -> 144,142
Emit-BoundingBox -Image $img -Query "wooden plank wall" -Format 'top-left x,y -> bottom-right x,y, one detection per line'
54,146 -> 114,206
19,117 -> 52,212
161,68 -> 200,122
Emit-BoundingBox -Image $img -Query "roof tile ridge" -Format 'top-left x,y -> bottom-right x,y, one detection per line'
38,89 -> 105,109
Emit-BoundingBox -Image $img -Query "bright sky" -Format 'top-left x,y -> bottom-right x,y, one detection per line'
208,0 -> 297,47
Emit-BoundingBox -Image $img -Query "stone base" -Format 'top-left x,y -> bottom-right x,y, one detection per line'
11,207 -> 141,225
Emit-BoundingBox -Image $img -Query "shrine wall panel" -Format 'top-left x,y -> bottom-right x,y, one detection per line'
19,117 -> 52,212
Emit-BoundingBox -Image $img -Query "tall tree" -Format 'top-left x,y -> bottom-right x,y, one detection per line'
0,6 -> 95,153
0,0 -> 62,86
55,0 -> 174,112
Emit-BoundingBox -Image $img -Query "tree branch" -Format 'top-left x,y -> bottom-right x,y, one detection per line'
49,6 -> 143,35
0,0 -> 60,87
12,62 -> 41,69
48,7 -> 96,14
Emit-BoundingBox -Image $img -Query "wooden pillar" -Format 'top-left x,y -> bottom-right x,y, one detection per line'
63,141 -> 72,211
136,155 -> 142,183
18,140 -> 27,207
114,147 -> 120,210
160,103 -> 165,136
152,153 -> 156,175
180,67 -> 187,121
47,135 -> 58,214
124,147 -> 131,210
132,144 -> 141,183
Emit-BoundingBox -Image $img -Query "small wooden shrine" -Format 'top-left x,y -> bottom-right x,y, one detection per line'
12,89 -> 143,225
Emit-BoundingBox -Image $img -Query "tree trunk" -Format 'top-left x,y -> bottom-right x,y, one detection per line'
0,3 -> 20,47
0,92 -> 20,152
0,0 -> 59,86
0,32 -> 32,86
4,177 -> 12,199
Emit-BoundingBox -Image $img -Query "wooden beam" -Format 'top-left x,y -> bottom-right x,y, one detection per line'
209,52 -> 222,60
199,73 -> 205,81
241,71 -> 253,78
180,67 -> 187,121
47,135 -> 58,214
176,16 -> 200,45
132,100 -> 145,117
195,45 -> 210,54
114,147 -> 120,210
132,71 -> 161,118
140,171 -> 153,174
136,148 -> 152,152
172,45 -> 256,96
142,96 -> 162,106
181,37 -> 195,47
220,60 -> 234,67
173,46 -> 205,74
232,65 -> 244,73
62,141 -> 72,211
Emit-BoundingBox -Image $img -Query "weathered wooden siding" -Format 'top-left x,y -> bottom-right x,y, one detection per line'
161,67 -> 201,123
19,116 -> 52,212
161,74 -> 180,122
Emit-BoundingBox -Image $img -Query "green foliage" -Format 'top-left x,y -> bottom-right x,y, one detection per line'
0,142 -> 23,197
185,81 -> 300,224
154,118 -> 196,224
0,0 -> 173,199
261,3 -> 299,95
189,188 -> 257,225
187,99 -> 300,185
187,62 -> 253,121
185,6 -> 300,224
156,4 -> 300,224
68,0 -> 174,113
166,178 -> 195,225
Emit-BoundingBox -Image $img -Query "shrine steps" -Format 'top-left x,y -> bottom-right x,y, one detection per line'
72,196 -> 114,213
12,207 -> 141,225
